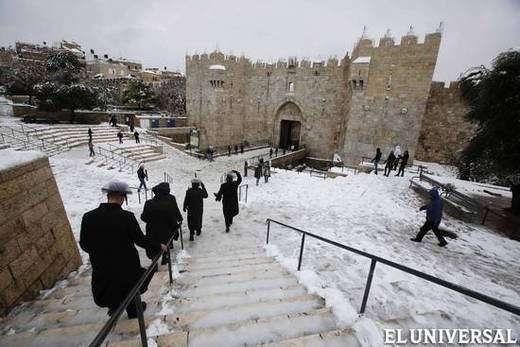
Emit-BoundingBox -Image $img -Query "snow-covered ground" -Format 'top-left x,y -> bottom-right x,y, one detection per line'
1,115 -> 518,343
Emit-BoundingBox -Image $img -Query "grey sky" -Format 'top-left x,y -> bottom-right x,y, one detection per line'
1,0 -> 519,81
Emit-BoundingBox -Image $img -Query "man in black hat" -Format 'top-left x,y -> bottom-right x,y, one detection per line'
183,178 -> 208,241
141,182 -> 183,264
80,181 -> 167,319
214,170 -> 242,232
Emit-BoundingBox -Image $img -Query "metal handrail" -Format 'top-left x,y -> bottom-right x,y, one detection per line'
88,226 -> 180,347
265,218 -> 520,316
238,184 -> 248,203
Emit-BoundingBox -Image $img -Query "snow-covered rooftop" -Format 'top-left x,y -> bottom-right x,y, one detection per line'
0,149 -> 46,172
209,64 -> 226,71
352,56 -> 371,64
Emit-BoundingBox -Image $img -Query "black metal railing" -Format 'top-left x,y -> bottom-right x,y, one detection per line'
265,218 -> 520,316
88,226 -> 180,347
309,169 -> 327,179
239,184 -> 249,203
164,172 -> 174,185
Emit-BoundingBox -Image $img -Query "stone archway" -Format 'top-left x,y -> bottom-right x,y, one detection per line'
274,102 -> 303,150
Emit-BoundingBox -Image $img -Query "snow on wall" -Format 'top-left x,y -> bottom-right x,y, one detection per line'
0,149 -> 46,172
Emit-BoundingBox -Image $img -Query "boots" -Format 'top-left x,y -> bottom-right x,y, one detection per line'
189,234 -> 194,241
410,238 -> 421,242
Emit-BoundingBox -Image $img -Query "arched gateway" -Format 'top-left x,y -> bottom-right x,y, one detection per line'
274,102 -> 303,150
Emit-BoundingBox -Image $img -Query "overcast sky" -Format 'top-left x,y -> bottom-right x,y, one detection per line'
1,0 -> 519,81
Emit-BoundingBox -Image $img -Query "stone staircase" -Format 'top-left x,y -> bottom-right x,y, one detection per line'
0,125 -> 63,156
111,144 -> 167,164
25,125 -> 120,148
0,246 -> 359,347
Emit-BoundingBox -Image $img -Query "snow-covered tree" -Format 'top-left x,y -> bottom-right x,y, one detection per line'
0,60 -> 47,104
459,49 -> 520,215
122,80 -> 156,109
153,77 -> 186,115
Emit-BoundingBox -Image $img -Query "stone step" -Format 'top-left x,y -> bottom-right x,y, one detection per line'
46,271 -> 166,300
186,246 -> 266,259
174,265 -> 287,287
170,284 -> 308,314
0,313 -> 154,347
165,294 -> 325,331
180,256 -> 277,273
183,253 -> 270,265
260,328 -> 360,347
183,308 -> 337,347
181,275 -> 298,298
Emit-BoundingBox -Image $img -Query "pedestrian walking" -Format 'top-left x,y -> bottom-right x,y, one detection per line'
275,147 -> 278,156
372,148 -> 382,175
396,150 -> 409,177
137,164 -> 148,192
141,182 -> 183,265
80,181 -> 166,319
130,122 -> 135,132
88,128 -> 93,142
88,140 -> 95,157
411,188 -> 448,247
228,145 -> 232,156
234,145 -> 238,154
393,145 -> 402,171
384,151 -> 396,177
183,178 -> 208,241
244,160 -> 248,177
214,170 -> 242,232
134,131 -> 140,144
269,148 -> 273,158
240,144 -> 244,154
117,131 -> 123,144
263,161 -> 271,183
254,162 -> 262,186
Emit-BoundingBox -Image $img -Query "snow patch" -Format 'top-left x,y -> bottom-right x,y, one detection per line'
353,316 -> 384,347
209,64 -> 226,71
353,56 -> 371,64
0,149 -> 46,171
146,318 -> 171,337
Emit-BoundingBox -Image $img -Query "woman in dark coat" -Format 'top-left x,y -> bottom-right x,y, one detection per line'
183,178 -> 208,241
141,182 -> 183,264
80,181 -> 162,319
214,170 -> 242,232
372,148 -> 382,175
384,151 -> 396,177
396,150 -> 409,177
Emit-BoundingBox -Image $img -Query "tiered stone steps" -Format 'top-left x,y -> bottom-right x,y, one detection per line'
0,247 -> 359,347
110,144 -> 167,164
26,125 -> 120,148
0,126 -> 62,156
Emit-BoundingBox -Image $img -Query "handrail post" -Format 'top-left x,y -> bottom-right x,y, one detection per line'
266,220 -> 271,244
138,190 -> 141,204
167,242 -> 173,285
133,294 -> 148,347
179,224 -> 184,250
360,259 -> 377,314
481,207 -> 490,225
297,232 -> 306,271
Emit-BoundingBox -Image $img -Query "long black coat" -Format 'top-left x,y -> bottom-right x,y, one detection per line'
80,203 -> 159,309
215,171 -> 242,218
183,185 -> 208,231
141,194 -> 183,258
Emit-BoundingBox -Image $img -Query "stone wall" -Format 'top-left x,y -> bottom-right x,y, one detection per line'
186,29 -> 443,163
416,81 -> 475,164
0,151 -> 81,315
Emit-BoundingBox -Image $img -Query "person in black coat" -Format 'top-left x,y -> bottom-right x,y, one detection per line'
214,170 -> 242,232
80,181 -> 165,319
137,164 -> 148,192
134,131 -> 140,144
141,183 -> 183,264
254,163 -> 262,186
88,128 -> 93,142
117,131 -> 123,144
372,148 -> 382,175
228,145 -> 231,156
384,151 -> 396,177
183,178 -> 208,241
396,150 -> 409,177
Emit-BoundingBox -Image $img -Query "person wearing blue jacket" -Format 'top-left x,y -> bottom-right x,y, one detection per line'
411,188 -> 448,247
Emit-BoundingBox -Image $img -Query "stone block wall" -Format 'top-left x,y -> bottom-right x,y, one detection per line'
415,81 -> 476,164
0,152 -> 81,315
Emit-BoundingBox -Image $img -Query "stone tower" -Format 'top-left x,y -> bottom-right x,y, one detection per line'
342,27 -> 442,164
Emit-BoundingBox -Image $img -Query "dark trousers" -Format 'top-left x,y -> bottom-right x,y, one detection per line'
397,164 -> 405,176
108,267 -> 155,318
118,138 -> 123,144
135,138 -> 140,143
224,214 -> 234,228
415,221 -> 447,244
138,179 -> 147,191
384,164 -> 393,176
89,148 -> 95,157
189,228 -> 201,236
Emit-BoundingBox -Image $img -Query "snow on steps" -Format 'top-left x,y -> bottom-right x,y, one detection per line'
0,246 -> 360,347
